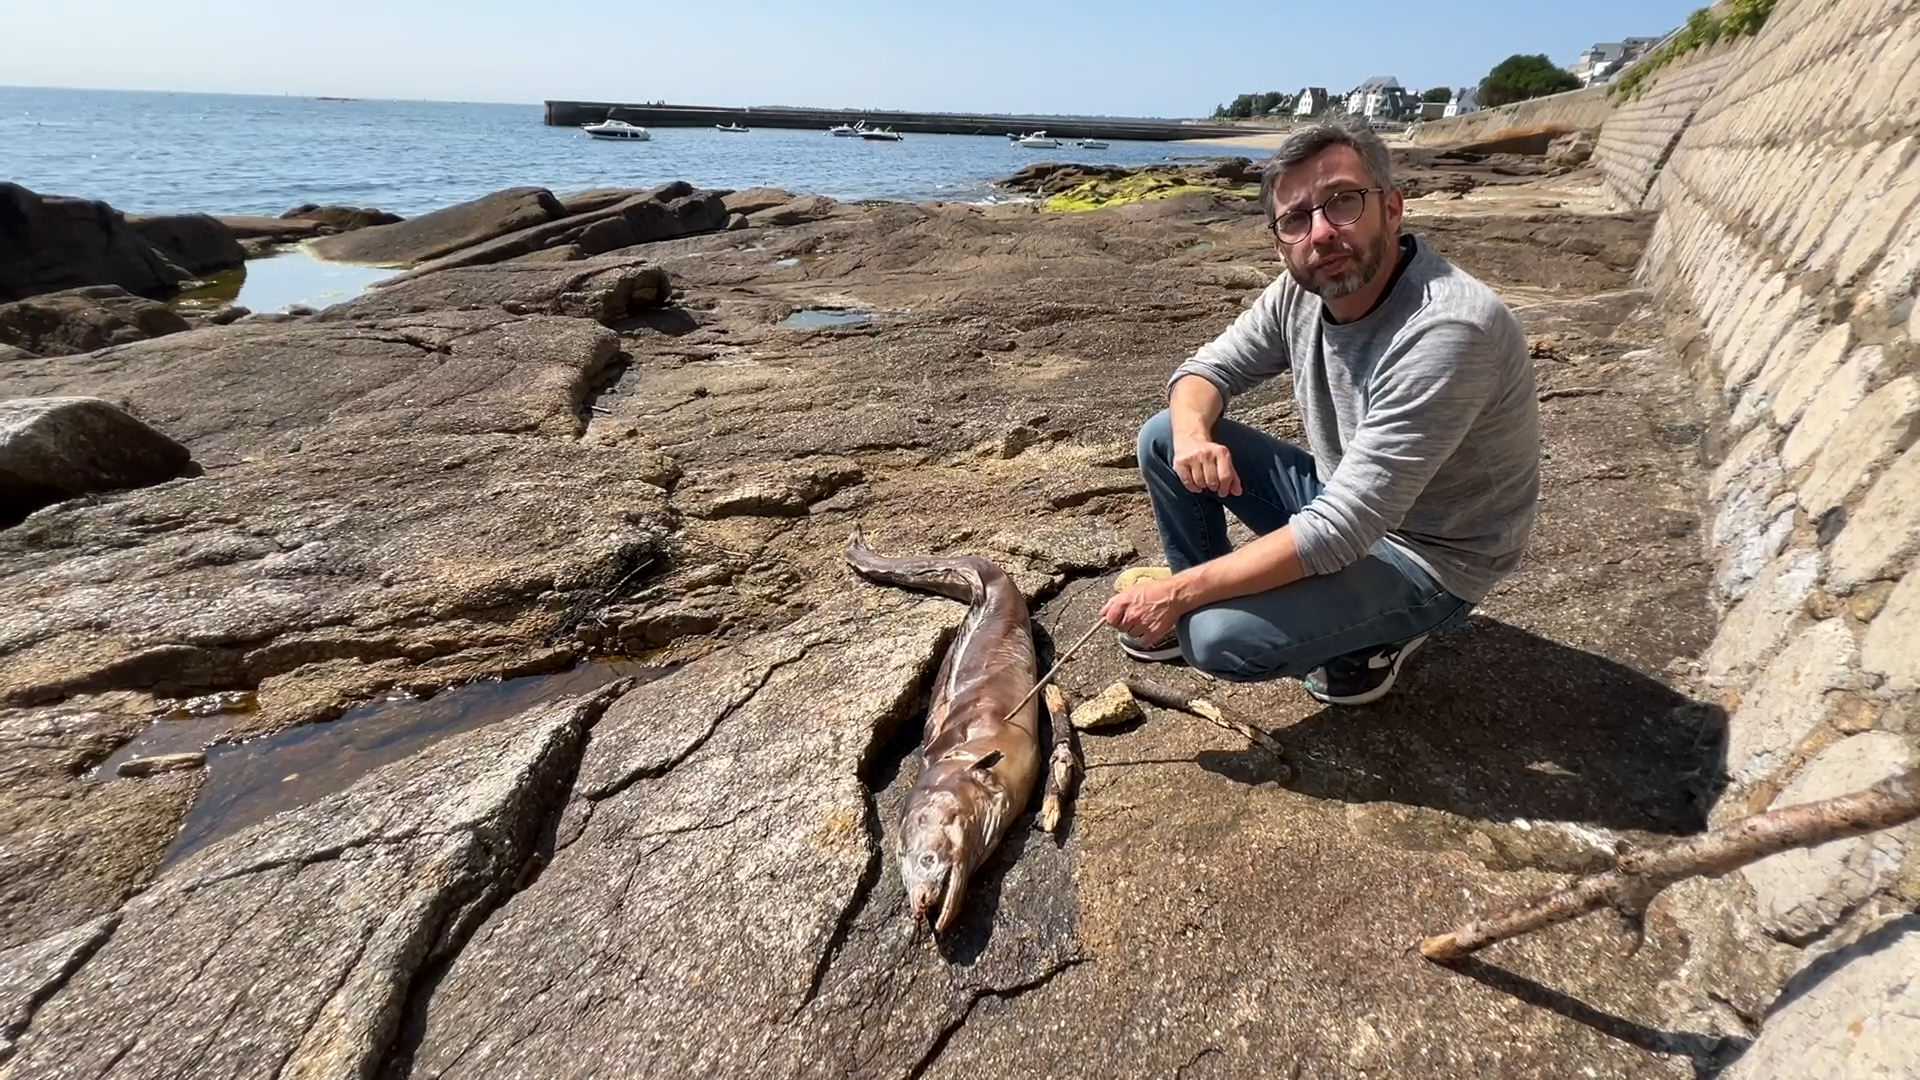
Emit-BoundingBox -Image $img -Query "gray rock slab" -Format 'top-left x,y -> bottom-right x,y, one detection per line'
0,396 -> 193,524
0,685 -> 620,1079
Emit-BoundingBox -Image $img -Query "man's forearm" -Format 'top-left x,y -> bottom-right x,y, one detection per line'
1168,374 -> 1225,440
1170,525 -> 1307,610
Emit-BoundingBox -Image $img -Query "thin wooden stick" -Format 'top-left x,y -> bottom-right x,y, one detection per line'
1123,676 -> 1290,774
1038,684 -> 1083,833
1420,763 -> 1920,962
1000,617 -> 1106,725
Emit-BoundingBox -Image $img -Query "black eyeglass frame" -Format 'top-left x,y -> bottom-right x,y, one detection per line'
1267,187 -> 1386,244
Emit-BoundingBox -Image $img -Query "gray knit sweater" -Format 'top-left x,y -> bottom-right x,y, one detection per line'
1168,235 -> 1538,603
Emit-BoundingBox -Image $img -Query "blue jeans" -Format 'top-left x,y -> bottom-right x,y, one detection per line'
1137,409 -> 1473,683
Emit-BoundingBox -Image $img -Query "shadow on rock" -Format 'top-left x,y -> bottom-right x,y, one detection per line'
615,305 -> 700,336
1199,617 -> 1728,835
1440,956 -> 1748,1071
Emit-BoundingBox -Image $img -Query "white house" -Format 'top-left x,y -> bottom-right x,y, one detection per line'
1443,87 -> 1479,117
1345,76 -> 1408,120
1294,87 -> 1329,117
1572,36 -> 1664,85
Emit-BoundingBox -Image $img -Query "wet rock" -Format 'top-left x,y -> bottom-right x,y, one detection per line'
278,204 -> 402,232
310,185 -> 568,267
0,694 -> 201,950
1072,681 -> 1143,730
319,257 -> 672,327
217,216 -> 326,243
114,751 -> 206,778
0,285 -> 191,357
0,309 -> 621,463
0,686 -> 618,1080
393,594 -> 1082,1079
124,214 -> 245,276
205,304 -> 249,326
0,183 -> 187,302
0,431 -> 674,723
0,397 -> 193,525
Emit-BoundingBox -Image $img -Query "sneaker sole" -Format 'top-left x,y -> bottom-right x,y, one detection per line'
1306,635 -> 1427,706
1117,637 -> 1183,663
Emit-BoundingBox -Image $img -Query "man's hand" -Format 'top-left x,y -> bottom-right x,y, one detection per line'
1172,431 -> 1243,497
1100,577 -> 1189,645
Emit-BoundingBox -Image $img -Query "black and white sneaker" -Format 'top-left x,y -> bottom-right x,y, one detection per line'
1304,633 -> 1429,706
1116,631 -> 1183,663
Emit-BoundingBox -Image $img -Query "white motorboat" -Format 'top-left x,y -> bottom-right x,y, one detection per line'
583,119 -> 650,141
828,120 -> 868,136
1076,138 -> 1109,149
1015,131 -> 1060,148
858,127 -> 904,141
716,122 -> 749,133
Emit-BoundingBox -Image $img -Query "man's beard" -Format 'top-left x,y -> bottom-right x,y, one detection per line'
1289,231 -> 1389,299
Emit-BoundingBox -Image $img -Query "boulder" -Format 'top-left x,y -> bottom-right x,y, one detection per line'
125,214 -> 245,276
277,204 -> 402,232
218,216 -> 326,242
0,183 -> 186,303
0,286 -> 191,357
0,397 -> 194,524
1546,131 -> 1596,168
318,257 -> 672,327
397,191 -> 730,277
559,181 -> 693,217
744,194 -> 846,228
720,186 -> 799,217
309,186 -> 568,267
0,309 -> 622,463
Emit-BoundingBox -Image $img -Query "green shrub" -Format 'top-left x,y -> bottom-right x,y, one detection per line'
1609,0 -> 1777,101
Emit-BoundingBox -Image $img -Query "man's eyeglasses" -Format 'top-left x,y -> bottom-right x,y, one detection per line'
1267,188 -> 1384,244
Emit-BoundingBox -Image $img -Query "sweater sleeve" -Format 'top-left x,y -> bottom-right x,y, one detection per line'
1165,278 -> 1291,401
1290,319 -> 1499,575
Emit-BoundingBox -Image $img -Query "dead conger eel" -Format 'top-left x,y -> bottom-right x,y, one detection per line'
844,525 -> 1042,935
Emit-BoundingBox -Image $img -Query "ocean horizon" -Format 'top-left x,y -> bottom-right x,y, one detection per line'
0,85 -> 1241,219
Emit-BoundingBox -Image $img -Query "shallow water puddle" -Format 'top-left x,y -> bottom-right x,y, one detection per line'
151,658 -> 671,867
779,307 -> 871,329
171,247 -> 395,315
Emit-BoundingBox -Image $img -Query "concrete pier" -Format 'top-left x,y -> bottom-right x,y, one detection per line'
543,101 -> 1253,142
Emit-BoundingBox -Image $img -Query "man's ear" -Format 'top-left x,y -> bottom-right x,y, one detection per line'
1384,187 -> 1406,233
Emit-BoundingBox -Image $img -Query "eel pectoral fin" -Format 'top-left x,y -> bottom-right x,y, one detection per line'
970,749 -> 1003,771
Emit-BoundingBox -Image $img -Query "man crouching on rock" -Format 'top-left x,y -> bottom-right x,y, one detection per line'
1101,124 -> 1539,706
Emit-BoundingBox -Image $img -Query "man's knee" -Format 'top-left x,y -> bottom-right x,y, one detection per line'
1136,409 -> 1175,469
1180,608 -> 1279,683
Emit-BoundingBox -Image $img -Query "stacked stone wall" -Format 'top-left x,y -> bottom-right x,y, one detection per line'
1593,42 -> 1745,210
1637,0 -> 1920,1073
1407,85 -> 1614,146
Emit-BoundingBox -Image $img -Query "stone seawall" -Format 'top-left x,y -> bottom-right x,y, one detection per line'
1592,42 -> 1745,210
1638,0 -> 1920,1073
1408,85 -> 1614,146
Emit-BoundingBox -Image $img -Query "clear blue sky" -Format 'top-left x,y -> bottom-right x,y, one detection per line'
2,0 -> 1702,116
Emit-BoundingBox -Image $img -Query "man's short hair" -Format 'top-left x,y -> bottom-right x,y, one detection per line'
1258,124 -> 1396,230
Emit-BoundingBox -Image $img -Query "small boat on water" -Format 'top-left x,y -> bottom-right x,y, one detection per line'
828,121 -> 868,136
859,127 -> 904,141
583,119 -> 650,141
716,122 -> 749,133
1015,131 -> 1060,148
1077,138 -> 1110,149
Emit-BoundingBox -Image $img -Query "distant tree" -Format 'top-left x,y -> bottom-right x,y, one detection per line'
1478,54 -> 1583,107
1421,86 -> 1454,104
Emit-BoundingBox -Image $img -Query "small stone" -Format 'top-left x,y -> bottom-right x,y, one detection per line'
1115,566 -> 1172,593
1850,581 -> 1897,623
1805,591 -> 1846,620
116,751 -> 206,778
1071,682 -> 1143,731
207,304 -> 250,325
